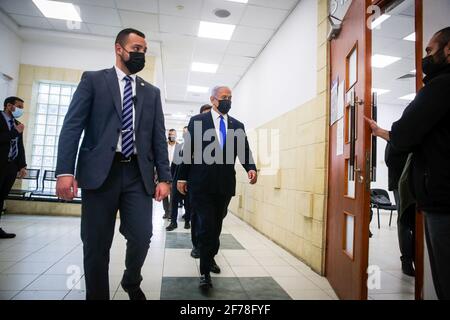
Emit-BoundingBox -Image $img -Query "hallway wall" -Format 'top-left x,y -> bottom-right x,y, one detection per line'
229,0 -> 329,274
0,13 -> 22,97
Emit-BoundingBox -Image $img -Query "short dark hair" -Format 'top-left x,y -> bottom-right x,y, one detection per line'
183,126 -> 188,129
115,28 -> 146,47
435,27 -> 450,48
169,128 -> 176,132
4,96 -> 24,109
199,104 -> 212,114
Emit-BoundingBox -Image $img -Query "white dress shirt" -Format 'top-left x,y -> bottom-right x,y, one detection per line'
114,65 -> 137,154
168,142 -> 176,165
210,107 -> 228,146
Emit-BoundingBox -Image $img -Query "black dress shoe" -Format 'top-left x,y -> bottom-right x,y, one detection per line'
184,221 -> 191,229
210,259 -> 221,274
199,274 -> 212,290
162,213 -> 170,219
0,228 -> 16,239
166,223 -> 177,231
402,261 -> 415,277
191,247 -> 200,259
125,287 -> 146,300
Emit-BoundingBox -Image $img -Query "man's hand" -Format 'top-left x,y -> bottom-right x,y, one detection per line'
177,181 -> 188,195
364,116 -> 390,141
155,182 -> 171,202
18,168 -> 27,179
14,123 -> 25,134
248,170 -> 257,185
56,176 -> 78,201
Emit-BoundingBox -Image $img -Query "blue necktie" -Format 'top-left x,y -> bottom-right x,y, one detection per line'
219,115 -> 226,149
121,76 -> 134,158
9,119 -> 18,160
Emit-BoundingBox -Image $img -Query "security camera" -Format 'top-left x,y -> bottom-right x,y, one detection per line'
327,15 -> 342,41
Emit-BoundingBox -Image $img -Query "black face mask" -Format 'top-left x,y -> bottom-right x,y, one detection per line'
217,99 -> 231,114
122,49 -> 145,74
422,47 -> 448,78
168,136 -> 176,142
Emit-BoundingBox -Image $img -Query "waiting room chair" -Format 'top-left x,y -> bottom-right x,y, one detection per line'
370,189 -> 397,229
8,168 -> 40,199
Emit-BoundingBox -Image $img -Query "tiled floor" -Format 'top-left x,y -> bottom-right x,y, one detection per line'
368,210 -> 415,300
0,202 -> 338,300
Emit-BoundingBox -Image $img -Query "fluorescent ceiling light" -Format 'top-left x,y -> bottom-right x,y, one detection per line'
399,93 -> 416,101
403,32 -> 416,41
198,21 -> 236,40
225,0 -> 248,3
371,14 -> 391,29
372,88 -> 391,95
32,0 -> 82,22
191,62 -> 218,73
372,54 -> 401,68
187,85 -> 209,93
172,113 -> 187,119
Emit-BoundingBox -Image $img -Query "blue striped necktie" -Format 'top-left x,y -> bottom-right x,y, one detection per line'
121,75 -> 134,158
219,115 -> 226,149
9,119 -> 18,160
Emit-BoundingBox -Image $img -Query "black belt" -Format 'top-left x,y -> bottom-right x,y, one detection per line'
114,152 -> 137,163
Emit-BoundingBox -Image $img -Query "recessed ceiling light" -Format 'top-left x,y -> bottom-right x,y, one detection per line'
225,0 -> 248,3
399,93 -> 416,101
187,85 -> 209,93
403,32 -> 416,41
372,54 -> 401,68
372,88 -> 391,95
191,62 -> 219,73
198,21 -> 236,40
371,14 -> 391,29
32,0 -> 82,22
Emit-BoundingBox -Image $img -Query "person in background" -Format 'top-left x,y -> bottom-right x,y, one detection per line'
163,129 -> 178,219
177,88 -> 257,290
366,27 -> 450,299
55,28 -> 171,300
0,96 -> 27,239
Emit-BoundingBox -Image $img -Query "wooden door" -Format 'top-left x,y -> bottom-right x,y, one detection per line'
326,0 -> 373,300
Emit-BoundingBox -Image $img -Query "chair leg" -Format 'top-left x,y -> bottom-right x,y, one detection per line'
389,210 -> 393,227
377,208 -> 380,229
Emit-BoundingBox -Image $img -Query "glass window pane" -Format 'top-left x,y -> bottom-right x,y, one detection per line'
33,135 -> 45,145
38,94 -> 48,104
45,136 -> 56,146
32,156 -> 42,166
47,115 -> 57,125
61,86 -> 72,95
44,146 -> 54,156
58,116 -> 65,126
57,126 -> 62,136
49,95 -> 59,105
33,146 -> 43,156
60,95 -> 71,106
50,85 -> 60,95
59,106 -> 68,115
46,125 -> 57,136
35,125 -> 46,135
37,104 -> 48,114
36,114 -> 47,125
39,84 -> 50,94
48,105 -> 58,115
43,157 -> 53,167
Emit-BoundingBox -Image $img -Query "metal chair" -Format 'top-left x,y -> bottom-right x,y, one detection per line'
370,189 -> 397,228
8,168 -> 40,199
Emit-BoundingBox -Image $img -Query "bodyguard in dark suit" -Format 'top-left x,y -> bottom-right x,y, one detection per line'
55,28 -> 171,300
0,97 -> 27,239
177,86 -> 257,290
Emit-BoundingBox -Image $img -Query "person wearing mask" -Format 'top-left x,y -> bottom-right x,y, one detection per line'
177,87 -> 257,290
189,104 -> 212,259
385,143 -> 416,277
366,27 -> 450,299
0,96 -> 27,239
55,28 -> 171,300
163,129 -> 178,219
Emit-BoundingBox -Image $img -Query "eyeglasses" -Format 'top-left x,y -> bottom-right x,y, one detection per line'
214,96 -> 232,101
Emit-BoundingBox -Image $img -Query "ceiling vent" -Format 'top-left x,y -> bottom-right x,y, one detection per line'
214,9 -> 231,18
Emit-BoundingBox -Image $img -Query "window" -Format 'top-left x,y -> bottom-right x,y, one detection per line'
31,82 -> 78,191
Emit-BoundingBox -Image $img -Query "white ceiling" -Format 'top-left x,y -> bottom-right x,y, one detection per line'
0,0 -> 300,107
372,0 -> 416,107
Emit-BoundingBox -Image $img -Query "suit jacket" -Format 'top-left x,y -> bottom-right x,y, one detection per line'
0,114 -> 26,170
177,111 -> 256,196
170,142 -> 183,178
55,67 -> 171,195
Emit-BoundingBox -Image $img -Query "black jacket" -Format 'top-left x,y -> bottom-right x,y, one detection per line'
385,142 -> 409,191
177,111 -> 257,196
0,112 -> 26,170
390,65 -> 450,213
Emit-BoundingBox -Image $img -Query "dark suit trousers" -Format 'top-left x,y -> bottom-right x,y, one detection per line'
0,162 -> 18,219
424,212 -> 450,300
189,193 -> 231,275
170,182 -> 191,223
81,159 -> 153,300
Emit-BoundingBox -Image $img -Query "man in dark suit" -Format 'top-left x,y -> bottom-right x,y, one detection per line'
55,28 -> 171,300
177,87 -> 257,290
0,96 -> 27,239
